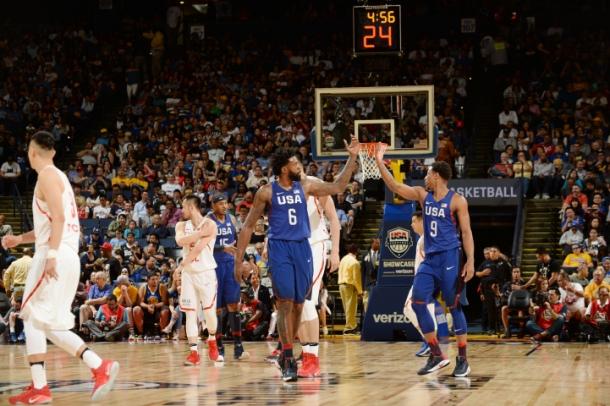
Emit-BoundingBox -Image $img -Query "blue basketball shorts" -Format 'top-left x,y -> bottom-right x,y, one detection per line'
412,247 -> 463,308
268,239 -> 313,304
215,259 -> 240,308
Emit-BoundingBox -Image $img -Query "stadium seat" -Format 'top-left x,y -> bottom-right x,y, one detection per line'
98,218 -> 113,229
506,290 -> 532,338
80,218 -> 98,230
160,238 -> 177,249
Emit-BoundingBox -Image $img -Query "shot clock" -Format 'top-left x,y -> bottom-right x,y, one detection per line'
353,4 -> 402,56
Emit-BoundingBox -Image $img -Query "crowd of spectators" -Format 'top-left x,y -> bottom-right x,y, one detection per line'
476,244 -> 610,342
0,28 -> 120,195
488,25 -> 609,208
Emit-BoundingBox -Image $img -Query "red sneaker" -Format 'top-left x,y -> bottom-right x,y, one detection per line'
184,351 -> 201,366
208,340 -> 224,362
91,359 -> 120,401
8,384 -> 52,405
298,353 -> 321,378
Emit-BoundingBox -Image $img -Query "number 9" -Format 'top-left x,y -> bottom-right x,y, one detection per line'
430,220 -> 438,237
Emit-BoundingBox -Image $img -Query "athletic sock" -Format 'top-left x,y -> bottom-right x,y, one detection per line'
81,348 -> 103,370
190,343 -> 198,353
30,362 -> 47,389
283,343 -> 293,359
207,335 -> 216,341
426,337 -> 443,357
308,343 -> 319,357
229,312 -> 242,343
457,341 -> 467,359
302,344 -> 310,354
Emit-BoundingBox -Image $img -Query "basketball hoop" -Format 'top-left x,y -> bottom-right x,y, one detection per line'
358,142 -> 386,180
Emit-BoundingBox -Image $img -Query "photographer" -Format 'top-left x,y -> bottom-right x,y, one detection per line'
83,294 -> 129,342
526,287 -> 567,342
239,288 -> 268,341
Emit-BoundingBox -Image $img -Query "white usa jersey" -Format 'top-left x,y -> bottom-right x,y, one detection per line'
307,195 -> 329,245
413,237 -> 425,274
183,219 -> 217,272
32,166 -> 80,253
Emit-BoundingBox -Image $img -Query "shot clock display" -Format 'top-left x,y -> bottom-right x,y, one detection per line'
353,5 -> 402,56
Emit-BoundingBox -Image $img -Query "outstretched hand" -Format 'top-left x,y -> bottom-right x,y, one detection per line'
374,142 -> 387,162
344,135 -> 360,157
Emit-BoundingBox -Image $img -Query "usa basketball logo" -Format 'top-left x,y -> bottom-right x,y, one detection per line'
385,227 -> 413,258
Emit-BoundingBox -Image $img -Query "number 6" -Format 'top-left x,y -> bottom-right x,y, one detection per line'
288,208 -> 297,225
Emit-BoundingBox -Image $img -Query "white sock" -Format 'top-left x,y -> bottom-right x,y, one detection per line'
302,344 -> 310,354
82,349 -> 103,370
190,343 -> 198,353
309,343 -> 319,357
207,335 -> 216,341
30,363 -> 47,389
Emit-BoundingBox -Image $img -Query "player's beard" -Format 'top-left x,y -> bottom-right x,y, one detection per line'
289,171 -> 301,182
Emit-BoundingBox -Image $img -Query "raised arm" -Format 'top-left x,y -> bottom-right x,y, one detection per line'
320,195 -> 341,271
302,136 -> 360,197
374,143 -> 426,203
455,194 -> 475,282
235,185 -> 270,282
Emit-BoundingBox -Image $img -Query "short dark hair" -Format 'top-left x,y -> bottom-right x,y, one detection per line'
347,243 -> 359,255
106,294 -> 118,302
31,131 -> 55,151
271,149 -> 294,176
412,210 -> 423,220
431,161 -> 452,181
184,194 -> 201,209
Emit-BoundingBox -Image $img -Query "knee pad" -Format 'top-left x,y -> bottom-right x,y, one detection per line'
449,305 -> 468,336
411,301 -> 436,335
301,300 -> 318,322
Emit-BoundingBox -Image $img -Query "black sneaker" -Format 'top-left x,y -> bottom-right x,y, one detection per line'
417,355 -> 450,375
281,357 -> 298,382
219,345 -> 225,359
452,356 -> 470,377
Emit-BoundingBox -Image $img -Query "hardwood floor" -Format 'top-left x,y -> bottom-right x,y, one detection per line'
1,340 -> 608,405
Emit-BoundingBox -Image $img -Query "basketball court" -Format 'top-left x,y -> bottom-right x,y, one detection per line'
1,340 -> 608,405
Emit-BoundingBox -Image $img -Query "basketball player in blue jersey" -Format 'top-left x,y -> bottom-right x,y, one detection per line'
375,144 -> 474,377
235,138 -> 359,382
207,194 -> 248,361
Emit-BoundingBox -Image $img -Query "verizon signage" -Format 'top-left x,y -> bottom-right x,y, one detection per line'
411,179 -> 521,206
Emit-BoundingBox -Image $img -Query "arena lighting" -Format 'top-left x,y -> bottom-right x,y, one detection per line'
192,3 -> 208,13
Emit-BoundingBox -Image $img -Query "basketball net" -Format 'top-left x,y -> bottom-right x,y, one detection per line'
358,142 -> 386,180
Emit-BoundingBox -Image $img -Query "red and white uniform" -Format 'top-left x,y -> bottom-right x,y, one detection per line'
22,166 -> 81,330
307,191 -> 330,306
180,219 -> 218,312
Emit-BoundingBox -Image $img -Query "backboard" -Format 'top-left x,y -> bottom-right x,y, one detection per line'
313,85 -> 437,161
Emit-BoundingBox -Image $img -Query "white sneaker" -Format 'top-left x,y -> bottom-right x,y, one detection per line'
534,194 -> 542,199
542,193 -> 550,200
322,327 -> 329,335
